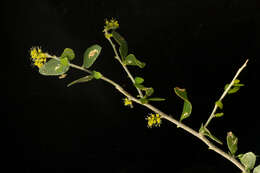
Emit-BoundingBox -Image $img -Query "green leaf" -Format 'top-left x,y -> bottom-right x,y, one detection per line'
215,100 -> 223,109
253,165 -> 260,173
174,87 -> 192,122
134,77 -> 144,84
224,84 -> 230,90
234,79 -> 240,84
228,86 -> 240,94
233,83 -> 244,87
226,132 -> 238,155
134,83 -> 145,90
240,152 -> 256,170
144,87 -> 154,97
67,75 -> 94,87
148,97 -> 166,101
199,124 -> 223,145
139,98 -> 149,104
215,112 -> 224,117
92,71 -> 103,79
83,44 -> 102,68
112,31 -> 128,60
61,48 -> 75,61
123,54 -> 146,68
39,58 -> 69,76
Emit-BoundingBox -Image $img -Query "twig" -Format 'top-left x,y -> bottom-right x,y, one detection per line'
47,54 -> 246,172
204,59 -> 249,128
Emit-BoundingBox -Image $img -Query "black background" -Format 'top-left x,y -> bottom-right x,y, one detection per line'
2,0 -> 258,173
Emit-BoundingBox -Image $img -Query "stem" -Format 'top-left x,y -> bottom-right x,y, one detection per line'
47,55 -> 246,172
104,30 -> 144,98
204,59 -> 248,128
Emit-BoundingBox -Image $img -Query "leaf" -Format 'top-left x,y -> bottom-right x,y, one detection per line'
240,152 -> 256,170
134,83 -> 145,90
228,86 -> 240,94
39,58 -> 69,76
92,71 -> 103,79
134,77 -> 144,84
61,48 -> 75,61
112,31 -> 128,60
226,132 -> 238,155
67,75 -> 94,87
148,98 -> 166,101
199,124 -> 223,145
83,44 -> 102,68
234,79 -> 240,84
215,112 -> 224,117
215,100 -> 223,109
123,54 -> 146,68
253,165 -> 260,173
174,87 -> 192,122
139,98 -> 149,104
144,87 -> 154,97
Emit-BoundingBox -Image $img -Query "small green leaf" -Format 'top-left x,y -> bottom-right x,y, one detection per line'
228,86 -> 240,94
112,31 -> 128,60
253,165 -> 260,173
123,54 -> 146,68
233,83 -> 244,87
234,79 -> 240,84
92,71 -> 103,79
67,75 -> 94,87
224,84 -> 230,90
83,44 -> 102,68
139,98 -> 149,104
240,152 -> 256,170
148,97 -> 166,101
174,87 -> 192,122
226,132 -> 238,155
61,48 -> 75,61
216,100 -> 223,109
60,57 -> 69,66
199,124 -> 223,145
134,83 -> 145,90
134,77 -> 144,84
144,87 -> 154,97
39,58 -> 69,76
215,112 -> 224,117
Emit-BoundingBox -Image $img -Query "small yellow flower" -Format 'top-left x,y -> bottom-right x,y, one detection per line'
30,47 -> 47,68
146,113 -> 161,128
123,97 -> 133,108
104,18 -> 119,31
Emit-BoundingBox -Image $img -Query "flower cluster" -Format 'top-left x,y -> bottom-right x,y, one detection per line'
146,113 -> 161,128
104,18 -> 119,31
30,47 -> 47,68
123,97 -> 133,108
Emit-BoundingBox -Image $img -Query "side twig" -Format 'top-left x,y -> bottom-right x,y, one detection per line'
204,59 -> 248,128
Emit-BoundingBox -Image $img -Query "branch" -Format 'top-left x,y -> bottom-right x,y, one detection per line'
204,59 -> 249,128
48,54 -> 246,172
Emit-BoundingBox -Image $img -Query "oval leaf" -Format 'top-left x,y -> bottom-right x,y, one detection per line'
67,75 -> 94,87
83,44 -> 102,68
226,132 -> 238,155
39,58 -> 69,76
240,152 -> 256,170
215,112 -> 224,118
134,77 -> 144,84
61,48 -> 75,61
174,87 -> 192,122
215,100 -> 223,109
92,71 -> 103,79
112,31 -> 128,59
253,165 -> 260,173
123,54 -> 146,68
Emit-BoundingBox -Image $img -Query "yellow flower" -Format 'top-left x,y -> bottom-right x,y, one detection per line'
123,97 -> 133,108
146,113 -> 161,128
30,47 -> 47,68
104,18 -> 119,31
